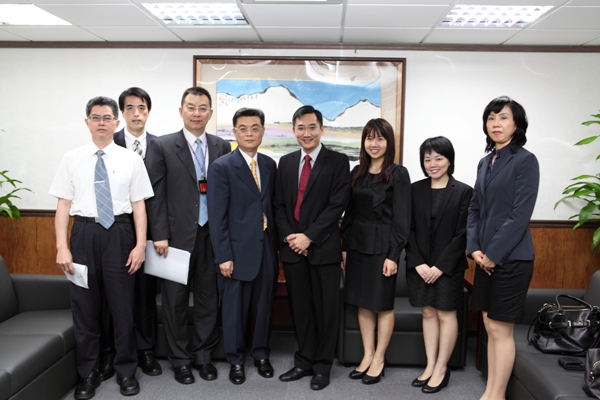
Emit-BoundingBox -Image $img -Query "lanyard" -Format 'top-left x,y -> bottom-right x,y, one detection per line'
187,139 -> 208,178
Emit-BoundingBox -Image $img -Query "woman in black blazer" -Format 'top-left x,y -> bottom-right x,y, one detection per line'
341,118 -> 411,385
405,136 -> 472,394
467,96 -> 539,400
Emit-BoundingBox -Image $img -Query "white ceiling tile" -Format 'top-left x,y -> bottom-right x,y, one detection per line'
565,0 -> 600,5
0,28 -> 29,40
0,0 -> 31,4
0,26 -> 103,41
533,6 -> 600,30
83,26 -> 181,42
32,0 -> 130,3
424,28 -> 519,44
505,29 -> 600,46
36,4 -> 159,26
168,25 -> 258,41
348,0 -> 450,3
257,27 -> 340,42
343,27 -> 429,43
345,5 -> 449,28
241,4 -> 342,27
455,0 -> 565,4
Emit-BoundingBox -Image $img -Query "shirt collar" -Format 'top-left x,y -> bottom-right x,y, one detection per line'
239,149 -> 258,167
88,141 -> 118,157
494,145 -> 510,159
124,128 -> 147,143
183,128 -> 206,148
301,143 -> 322,162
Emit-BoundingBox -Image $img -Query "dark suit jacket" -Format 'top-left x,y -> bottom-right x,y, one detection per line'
406,176 -> 473,275
145,130 -> 231,252
113,128 -> 157,155
466,147 -> 539,265
340,164 -> 411,263
207,149 -> 278,282
274,145 -> 350,265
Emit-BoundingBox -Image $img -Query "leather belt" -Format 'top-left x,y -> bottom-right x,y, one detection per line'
74,214 -> 133,224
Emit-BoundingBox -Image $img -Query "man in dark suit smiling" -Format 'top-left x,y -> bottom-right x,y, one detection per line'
274,105 -> 350,390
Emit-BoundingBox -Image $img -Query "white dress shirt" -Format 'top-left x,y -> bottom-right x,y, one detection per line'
183,128 -> 209,179
298,143 -> 322,182
123,129 -> 147,158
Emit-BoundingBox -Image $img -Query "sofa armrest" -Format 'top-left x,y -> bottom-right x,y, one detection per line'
517,288 -> 586,325
11,274 -> 71,312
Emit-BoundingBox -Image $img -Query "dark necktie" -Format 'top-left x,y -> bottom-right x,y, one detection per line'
294,155 -> 312,221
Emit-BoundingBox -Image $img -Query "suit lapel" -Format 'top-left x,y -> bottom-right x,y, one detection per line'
433,176 -> 455,231
175,130 -> 198,182
288,151 -> 300,209
485,150 -> 514,190
257,153 -> 270,199
234,149 -> 261,197
303,146 -> 328,199
422,179 -> 432,229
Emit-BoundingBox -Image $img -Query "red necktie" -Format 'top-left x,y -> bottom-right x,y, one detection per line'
294,155 -> 312,221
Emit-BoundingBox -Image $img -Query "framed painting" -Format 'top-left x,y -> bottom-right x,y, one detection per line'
193,57 -> 406,165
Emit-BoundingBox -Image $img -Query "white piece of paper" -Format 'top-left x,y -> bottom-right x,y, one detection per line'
144,241 -> 191,285
65,263 -> 89,289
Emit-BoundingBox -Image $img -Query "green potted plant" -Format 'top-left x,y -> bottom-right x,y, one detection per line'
0,169 -> 31,229
555,112 -> 600,250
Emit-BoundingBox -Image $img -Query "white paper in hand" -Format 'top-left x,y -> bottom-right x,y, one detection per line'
144,241 -> 191,285
64,263 -> 89,289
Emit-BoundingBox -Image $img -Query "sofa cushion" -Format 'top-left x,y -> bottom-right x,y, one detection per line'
0,335 -> 64,397
584,270 -> 600,307
513,352 -> 588,400
0,310 -> 74,355
0,369 -> 10,400
393,298 -> 425,332
0,257 -> 18,324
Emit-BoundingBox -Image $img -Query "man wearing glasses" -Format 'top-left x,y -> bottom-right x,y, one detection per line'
145,87 -> 231,385
50,96 -> 153,398
274,105 -> 350,390
207,108 -> 278,385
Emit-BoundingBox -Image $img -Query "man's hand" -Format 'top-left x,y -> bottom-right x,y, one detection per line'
220,260 -> 234,278
56,246 -> 74,275
154,240 -> 169,258
287,233 -> 311,254
126,244 -> 146,274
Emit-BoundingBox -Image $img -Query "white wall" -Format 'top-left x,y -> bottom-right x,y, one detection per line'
1,47 -> 599,219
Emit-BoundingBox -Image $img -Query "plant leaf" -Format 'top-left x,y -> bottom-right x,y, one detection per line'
575,136 -> 600,145
593,227 -> 600,251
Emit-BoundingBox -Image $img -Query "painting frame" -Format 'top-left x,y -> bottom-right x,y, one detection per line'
193,56 -> 406,164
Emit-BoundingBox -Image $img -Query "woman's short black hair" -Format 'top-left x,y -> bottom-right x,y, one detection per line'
419,136 -> 455,177
482,96 -> 528,153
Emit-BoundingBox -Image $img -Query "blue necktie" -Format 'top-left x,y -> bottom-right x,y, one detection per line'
94,150 -> 114,229
195,138 -> 208,226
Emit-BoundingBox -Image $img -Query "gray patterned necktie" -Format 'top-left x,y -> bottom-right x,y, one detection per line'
94,150 -> 114,229
133,139 -> 143,158
195,138 -> 208,226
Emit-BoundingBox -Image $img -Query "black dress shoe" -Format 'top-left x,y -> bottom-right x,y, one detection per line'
348,368 -> 368,380
116,376 -> 140,396
278,367 -> 314,382
411,375 -> 430,387
362,361 -> 386,385
195,363 -> 218,381
138,352 -> 162,376
74,370 -> 101,400
254,359 -> 274,378
98,360 -> 114,381
310,373 -> 330,390
174,365 -> 195,385
229,365 -> 246,385
422,370 -> 451,394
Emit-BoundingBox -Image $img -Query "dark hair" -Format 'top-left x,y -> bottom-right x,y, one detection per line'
233,107 -> 265,127
292,105 -> 323,127
419,136 -> 455,177
181,87 -> 212,108
352,118 -> 396,187
118,87 -> 152,112
86,96 -> 118,118
482,96 -> 528,153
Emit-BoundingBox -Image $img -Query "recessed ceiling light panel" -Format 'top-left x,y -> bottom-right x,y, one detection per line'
142,3 -> 247,25
0,4 -> 71,26
440,5 -> 553,28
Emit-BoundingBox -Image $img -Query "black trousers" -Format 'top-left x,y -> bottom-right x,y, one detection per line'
161,224 -> 219,367
70,219 -> 137,379
283,259 -> 341,374
217,230 -> 277,366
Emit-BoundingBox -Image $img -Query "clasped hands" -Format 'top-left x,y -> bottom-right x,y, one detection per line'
471,250 -> 496,275
415,264 -> 443,284
286,233 -> 310,256
341,252 -> 398,276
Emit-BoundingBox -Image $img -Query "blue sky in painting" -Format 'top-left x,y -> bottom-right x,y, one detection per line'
217,80 -> 381,121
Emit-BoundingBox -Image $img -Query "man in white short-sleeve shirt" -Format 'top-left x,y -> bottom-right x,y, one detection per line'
49,96 -> 153,400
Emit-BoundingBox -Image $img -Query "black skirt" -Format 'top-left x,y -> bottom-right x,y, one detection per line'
406,266 -> 464,311
344,249 -> 397,312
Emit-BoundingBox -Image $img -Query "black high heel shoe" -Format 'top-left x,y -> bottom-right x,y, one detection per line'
348,367 -> 368,380
361,360 -> 386,385
422,370 -> 450,394
411,375 -> 431,387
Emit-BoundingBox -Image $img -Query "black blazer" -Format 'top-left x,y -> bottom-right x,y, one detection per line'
406,176 -> 473,275
340,164 -> 411,263
145,130 -> 231,252
466,147 -> 539,265
113,128 -> 157,156
207,149 -> 278,282
274,145 -> 350,265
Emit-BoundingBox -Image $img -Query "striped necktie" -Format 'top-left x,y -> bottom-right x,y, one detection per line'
94,150 -> 114,229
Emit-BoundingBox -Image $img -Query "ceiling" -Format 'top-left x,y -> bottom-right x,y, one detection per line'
0,0 -> 599,46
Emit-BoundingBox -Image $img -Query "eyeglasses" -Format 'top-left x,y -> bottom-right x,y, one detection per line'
185,105 -> 211,113
234,126 -> 263,134
294,124 -> 320,133
88,115 -> 116,123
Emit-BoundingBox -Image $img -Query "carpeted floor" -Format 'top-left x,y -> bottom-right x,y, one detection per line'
62,332 -> 487,399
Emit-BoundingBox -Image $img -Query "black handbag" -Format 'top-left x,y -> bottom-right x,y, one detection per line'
583,348 -> 600,398
527,294 -> 600,356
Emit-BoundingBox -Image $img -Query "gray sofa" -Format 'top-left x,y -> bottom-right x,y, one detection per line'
0,256 -> 77,400
337,251 -> 469,368
479,270 -> 600,400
